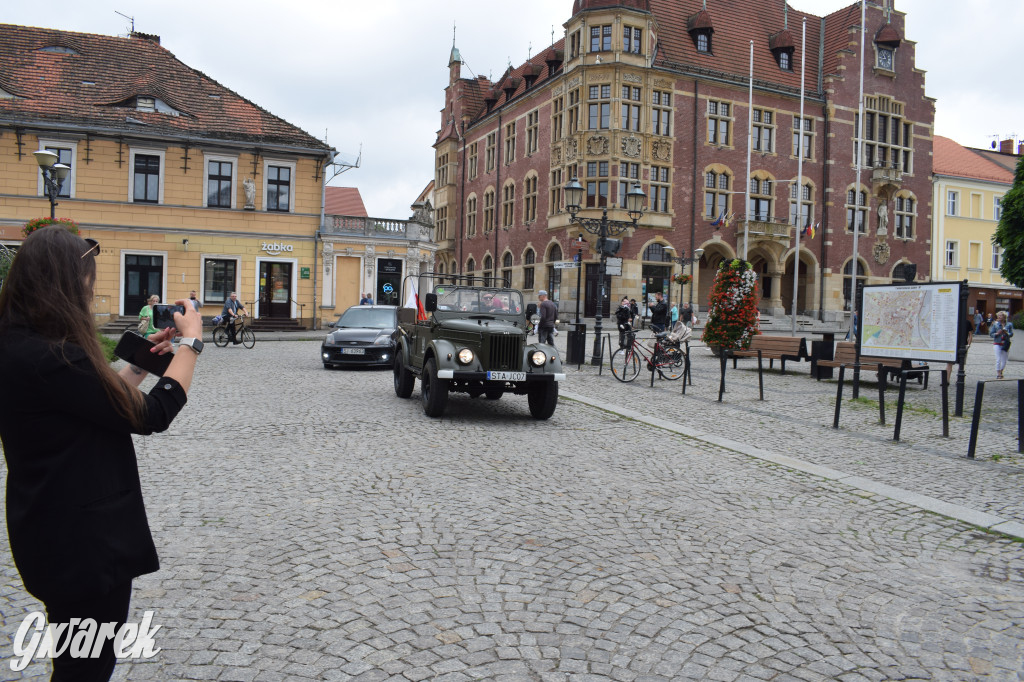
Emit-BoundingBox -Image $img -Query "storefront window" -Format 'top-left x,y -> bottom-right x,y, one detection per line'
203,259 -> 237,305
376,258 -> 403,306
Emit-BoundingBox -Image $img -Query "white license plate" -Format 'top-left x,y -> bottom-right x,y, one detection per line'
487,371 -> 525,381
341,348 -> 365,355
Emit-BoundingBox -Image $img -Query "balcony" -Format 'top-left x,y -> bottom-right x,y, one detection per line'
871,161 -> 903,194
738,215 -> 792,241
323,215 -> 433,242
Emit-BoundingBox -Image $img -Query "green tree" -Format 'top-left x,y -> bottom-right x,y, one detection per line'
993,154 -> 1024,288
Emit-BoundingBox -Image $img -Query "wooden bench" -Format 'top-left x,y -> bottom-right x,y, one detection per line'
813,341 -> 929,388
729,335 -> 809,374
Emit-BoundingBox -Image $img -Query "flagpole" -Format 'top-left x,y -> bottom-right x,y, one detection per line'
851,0 -> 867,398
791,17 -> 806,337
743,40 -> 753,261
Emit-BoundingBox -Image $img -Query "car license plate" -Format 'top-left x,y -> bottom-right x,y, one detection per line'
487,371 -> 525,381
342,348 -> 365,355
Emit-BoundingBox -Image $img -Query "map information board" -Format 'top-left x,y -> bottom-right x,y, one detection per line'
859,282 -> 963,362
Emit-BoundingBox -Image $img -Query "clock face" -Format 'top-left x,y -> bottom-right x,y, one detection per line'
878,48 -> 893,69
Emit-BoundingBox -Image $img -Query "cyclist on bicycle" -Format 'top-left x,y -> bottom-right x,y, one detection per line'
221,292 -> 247,344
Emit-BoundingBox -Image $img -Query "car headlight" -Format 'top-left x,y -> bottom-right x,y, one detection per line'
373,335 -> 392,346
530,350 -> 547,367
457,348 -> 475,365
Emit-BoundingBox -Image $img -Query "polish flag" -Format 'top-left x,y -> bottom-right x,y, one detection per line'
404,280 -> 428,321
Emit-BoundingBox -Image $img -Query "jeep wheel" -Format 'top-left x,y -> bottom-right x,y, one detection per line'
484,387 -> 504,400
421,357 -> 449,417
393,353 -> 414,398
527,382 -> 558,420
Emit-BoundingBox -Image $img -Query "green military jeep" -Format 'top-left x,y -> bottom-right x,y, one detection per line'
393,279 -> 564,419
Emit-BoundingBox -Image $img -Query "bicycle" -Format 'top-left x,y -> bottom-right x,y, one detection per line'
610,325 -> 685,382
212,313 -> 256,348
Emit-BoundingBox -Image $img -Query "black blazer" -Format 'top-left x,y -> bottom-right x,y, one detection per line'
0,327 -> 186,604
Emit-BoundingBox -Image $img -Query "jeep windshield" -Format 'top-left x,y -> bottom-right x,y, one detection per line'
432,286 -> 524,317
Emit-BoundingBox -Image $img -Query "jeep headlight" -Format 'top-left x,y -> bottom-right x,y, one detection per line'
530,350 -> 547,367
457,348 -> 475,365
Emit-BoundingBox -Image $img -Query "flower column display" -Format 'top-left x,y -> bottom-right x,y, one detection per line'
701,259 -> 761,350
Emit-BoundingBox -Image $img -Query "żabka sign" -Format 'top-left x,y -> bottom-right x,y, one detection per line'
261,241 -> 294,255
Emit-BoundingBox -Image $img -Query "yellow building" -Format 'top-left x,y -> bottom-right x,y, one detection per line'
931,136 -> 1021,319
0,25 -> 334,328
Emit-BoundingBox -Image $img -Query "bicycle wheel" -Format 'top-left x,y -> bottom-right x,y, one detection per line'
241,328 -> 256,349
212,327 -> 228,347
610,347 -> 641,382
656,347 -> 685,380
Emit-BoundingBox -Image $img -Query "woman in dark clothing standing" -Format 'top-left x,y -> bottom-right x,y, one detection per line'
0,226 -> 202,681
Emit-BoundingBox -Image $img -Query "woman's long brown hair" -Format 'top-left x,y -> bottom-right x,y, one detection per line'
0,226 -> 146,430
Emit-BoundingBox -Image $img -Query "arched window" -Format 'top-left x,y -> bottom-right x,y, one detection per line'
704,169 -> 731,219
846,188 -> 868,234
502,181 -> 515,229
523,248 -> 536,290
789,181 -> 814,230
748,175 -> 773,222
483,188 -> 495,233
843,259 -> 867,311
523,174 -> 538,223
501,252 -> 513,288
466,193 -> 478,237
483,255 -> 493,286
643,243 -> 672,262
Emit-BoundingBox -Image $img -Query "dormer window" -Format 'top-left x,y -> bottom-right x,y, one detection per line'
769,30 -> 795,72
39,45 -> 79,55
779,51 -> 791,70
136,96 -> 156,112
874,24 -> 902,72
688,9 -> 715,54
696,33 -> 710,53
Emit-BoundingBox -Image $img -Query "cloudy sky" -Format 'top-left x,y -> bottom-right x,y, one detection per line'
7,1 -> 1022,218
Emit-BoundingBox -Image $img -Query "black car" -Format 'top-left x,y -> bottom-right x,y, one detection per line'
321,305 -> 398,368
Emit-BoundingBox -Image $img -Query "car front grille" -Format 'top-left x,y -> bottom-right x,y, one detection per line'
488,334 -> 522,371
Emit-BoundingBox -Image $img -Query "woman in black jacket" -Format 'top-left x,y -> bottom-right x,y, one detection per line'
0,226 -> 203,681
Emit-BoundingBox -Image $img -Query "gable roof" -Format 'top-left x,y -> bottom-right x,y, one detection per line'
0,24 -> 331,153
325,187 -> 367,216
933,135 -> 1013,184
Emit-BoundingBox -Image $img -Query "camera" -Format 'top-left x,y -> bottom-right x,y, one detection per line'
153,304 -> 186,330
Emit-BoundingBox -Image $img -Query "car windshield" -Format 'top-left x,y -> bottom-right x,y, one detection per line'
335,307 -> 395,329
433,286 -> 524,315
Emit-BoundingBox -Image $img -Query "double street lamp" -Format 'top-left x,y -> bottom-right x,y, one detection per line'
664,246 -> 705,310
564,177 -> 646,365
33,149 -> 71,219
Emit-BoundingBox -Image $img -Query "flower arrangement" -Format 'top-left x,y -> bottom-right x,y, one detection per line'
672,273 -> 692,285
701,258 -> 760,350
23,217 -> 79,237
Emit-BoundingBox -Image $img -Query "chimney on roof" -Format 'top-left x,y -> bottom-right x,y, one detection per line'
130,31 -> 160,45
999,139 -> 1015,154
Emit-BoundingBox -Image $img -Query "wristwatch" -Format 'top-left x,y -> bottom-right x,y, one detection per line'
179,337 -> 204,355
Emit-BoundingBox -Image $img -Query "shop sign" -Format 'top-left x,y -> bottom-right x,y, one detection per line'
997,290 -> 1023,298
300,267 -> 310,279
261,241 -> 294,255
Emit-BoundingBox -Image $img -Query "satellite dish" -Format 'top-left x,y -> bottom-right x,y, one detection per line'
992,141 -> 997,149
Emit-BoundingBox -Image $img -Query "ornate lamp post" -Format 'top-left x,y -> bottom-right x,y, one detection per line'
33,150 -> 71,219
564,177 -> 646,365
664,246 -> 705,308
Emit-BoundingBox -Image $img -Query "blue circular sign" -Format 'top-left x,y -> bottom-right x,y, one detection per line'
382,283 -> 394,294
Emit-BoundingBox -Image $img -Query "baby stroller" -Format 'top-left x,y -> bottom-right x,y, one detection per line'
663,320 -> 692,347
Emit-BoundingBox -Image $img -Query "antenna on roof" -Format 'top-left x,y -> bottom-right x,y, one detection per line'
452,21 -> 456,49
528,42 -> 532,62
702,0 -> 707,10
114,10 -> 135,34
552,25 -> 555,45
784,1 -> 788,30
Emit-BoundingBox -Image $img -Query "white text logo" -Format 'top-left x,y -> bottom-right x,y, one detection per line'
10,611 -> 162,671
261,241 -> 294,255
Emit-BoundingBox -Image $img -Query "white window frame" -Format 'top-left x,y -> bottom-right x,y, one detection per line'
37,138 -> 78,199
263,159 -> 296,213
945,240 -> 958,268
994,195 -> 1003,221
992,244 -> 1003,270
203,153 -> 238,209
201,254 -> 242,308
946,190 -> 958,216
128,147 -> 166,204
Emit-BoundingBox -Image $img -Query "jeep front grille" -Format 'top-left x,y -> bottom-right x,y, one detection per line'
489,335 -> 522,371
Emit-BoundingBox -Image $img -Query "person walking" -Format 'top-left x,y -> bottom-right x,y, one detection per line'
990,311 -> 1014,379
629,298 -> 639,328
0,226 -> 203,681
973,310 -> 983,335
537,290 -> 558,347
649,292 -> 668,333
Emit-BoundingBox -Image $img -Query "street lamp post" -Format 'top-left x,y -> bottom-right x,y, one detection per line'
33,150 -> 71,219
664,247 -> 705,309
564,178 -> 646,366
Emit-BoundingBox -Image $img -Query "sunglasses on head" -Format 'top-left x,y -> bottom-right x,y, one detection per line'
80,238 -> 100,259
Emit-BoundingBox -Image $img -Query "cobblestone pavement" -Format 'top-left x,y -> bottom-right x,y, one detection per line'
1,338 -> 1023,681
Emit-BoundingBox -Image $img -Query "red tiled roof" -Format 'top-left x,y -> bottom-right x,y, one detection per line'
324,187 -> 367,217
0,24 -> 331,151
933,136 -> 1013,184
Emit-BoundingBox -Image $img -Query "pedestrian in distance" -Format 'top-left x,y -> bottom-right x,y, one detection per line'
537,290 -> 558,347
989,311 -> 1014,379
0,225 -> 203,681
188,290 -> 202,313
629,298 -> 639,328
615,296 -> 632,349
649,292 -> 668,333
973,310 -> 983,335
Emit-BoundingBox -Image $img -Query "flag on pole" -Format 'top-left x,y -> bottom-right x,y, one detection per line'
810,221 -> 819,239
710,210 -> 725,227
404,279 -> 428,321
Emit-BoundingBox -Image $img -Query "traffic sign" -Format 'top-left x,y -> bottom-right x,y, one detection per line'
553,260 -> 579,269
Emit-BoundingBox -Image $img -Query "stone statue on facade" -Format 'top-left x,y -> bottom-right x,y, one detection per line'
877,202 -> 888,235
243,178 -> 256,210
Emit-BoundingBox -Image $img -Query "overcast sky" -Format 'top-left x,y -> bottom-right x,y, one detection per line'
7,1 -> 1022,218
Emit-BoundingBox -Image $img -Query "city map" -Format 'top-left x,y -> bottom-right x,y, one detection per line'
860,283 -> 961,361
